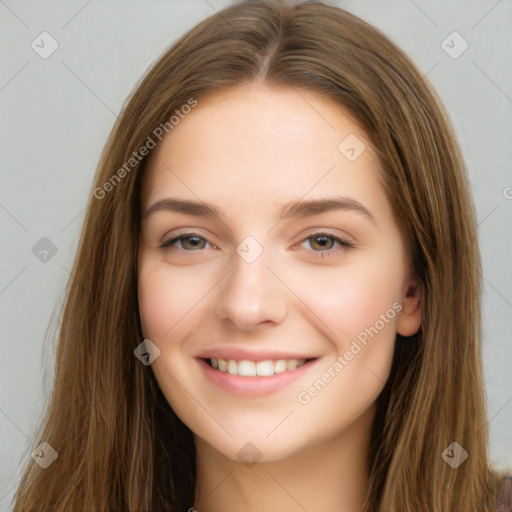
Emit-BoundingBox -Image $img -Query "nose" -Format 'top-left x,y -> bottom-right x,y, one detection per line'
214,246 -> 287,331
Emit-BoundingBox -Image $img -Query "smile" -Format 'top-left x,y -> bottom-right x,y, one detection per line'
208,358 -> 309,377
198,356 -> 318,397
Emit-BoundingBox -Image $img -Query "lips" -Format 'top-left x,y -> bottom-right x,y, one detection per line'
197,347 -> 317,377
195,347 -> 319,396
197,356 -> 319,397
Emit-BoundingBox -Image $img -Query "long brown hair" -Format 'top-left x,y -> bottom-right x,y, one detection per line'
13,1 -> 510,510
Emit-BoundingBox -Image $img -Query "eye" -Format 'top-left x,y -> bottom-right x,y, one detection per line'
297,232 -> 354,258
159,231 -> 354,258
159,232 -> 213,251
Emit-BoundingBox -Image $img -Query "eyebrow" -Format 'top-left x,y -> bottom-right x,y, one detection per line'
144,196 -> 377,225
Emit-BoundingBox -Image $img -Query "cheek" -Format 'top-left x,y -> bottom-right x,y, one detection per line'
138,265 -> 173,340
293,255 -> 402,424
285,248 -> 404,348
138,257 -> 203,341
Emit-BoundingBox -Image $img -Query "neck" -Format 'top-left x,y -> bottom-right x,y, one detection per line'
193,404 -> 375,512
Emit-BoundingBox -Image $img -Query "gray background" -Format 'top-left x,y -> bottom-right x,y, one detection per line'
1,0 -> 511,509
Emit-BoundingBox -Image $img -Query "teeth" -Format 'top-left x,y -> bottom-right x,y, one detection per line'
286,359 -> 298,371
209,358 -> 308,377
274,359 -> 287,374
256,360 -> 274,377
238,360 -> 256,376
227,359 -> 238,375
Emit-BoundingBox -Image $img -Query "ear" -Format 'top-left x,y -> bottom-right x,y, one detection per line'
396,266 -> 422,337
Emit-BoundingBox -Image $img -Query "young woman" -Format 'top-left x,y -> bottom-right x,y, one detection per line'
13,1 -> 511,510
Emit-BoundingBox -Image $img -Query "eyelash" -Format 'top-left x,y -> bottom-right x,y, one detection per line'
159,231 -> 354,258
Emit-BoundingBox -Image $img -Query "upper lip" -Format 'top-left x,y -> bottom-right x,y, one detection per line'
196,347 -> 318,362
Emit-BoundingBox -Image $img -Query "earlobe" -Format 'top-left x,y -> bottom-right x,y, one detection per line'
396,272 -> 423,337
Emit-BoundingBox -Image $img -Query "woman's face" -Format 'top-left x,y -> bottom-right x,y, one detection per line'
138,83 -> 421,463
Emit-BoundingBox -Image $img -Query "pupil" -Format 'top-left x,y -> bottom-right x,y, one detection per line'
314,235 -> 331,249
186,237 -> 201,249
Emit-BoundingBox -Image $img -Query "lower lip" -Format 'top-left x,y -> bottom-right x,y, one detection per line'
197,358 -> 318,397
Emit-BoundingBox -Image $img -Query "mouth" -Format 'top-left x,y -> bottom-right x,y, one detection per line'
204,357 -> 315,377
197,356 -> 319,397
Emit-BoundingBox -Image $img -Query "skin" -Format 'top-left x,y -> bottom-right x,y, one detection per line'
138,83 -> 422,512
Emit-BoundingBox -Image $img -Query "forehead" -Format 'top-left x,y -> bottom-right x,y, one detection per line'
141,84 -> 389,224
